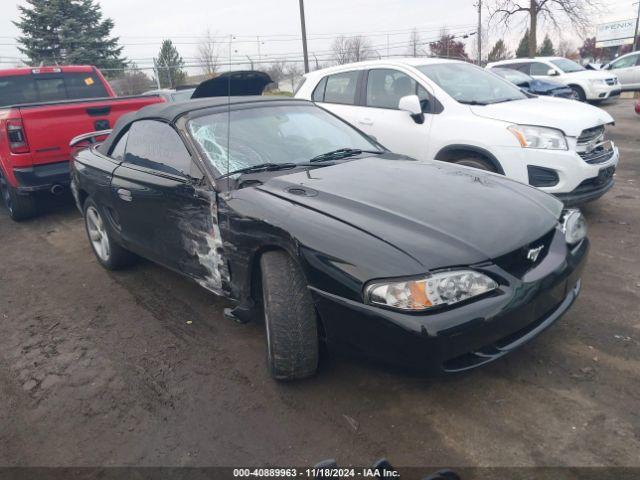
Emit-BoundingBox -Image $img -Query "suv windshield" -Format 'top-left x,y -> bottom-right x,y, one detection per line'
417,63 -> 527,105
550,58 -> 585,73
188,104 -> 382,176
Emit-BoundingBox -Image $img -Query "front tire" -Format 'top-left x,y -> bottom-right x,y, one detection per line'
260,251 -> 319,381
0,171 -> 37,221
452,156 -> 497,172
569,85 -> 586,102
83,198 -> 135,270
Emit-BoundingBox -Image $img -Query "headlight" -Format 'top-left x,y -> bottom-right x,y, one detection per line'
365,270 -> 498,311
508,125 -> 568,150
588,79 -> 606,86
561,209 -> 587,245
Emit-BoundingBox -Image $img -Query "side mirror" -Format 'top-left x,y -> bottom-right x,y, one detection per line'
547,69 -> 559,76
398,95 -> 425,124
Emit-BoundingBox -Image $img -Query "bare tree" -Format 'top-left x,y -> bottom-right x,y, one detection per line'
407,29 -> 426,57
197,29 -> 219,77
557,39 -> 577,58
286,63 -> 302,91
331,35 -> 372,65
487,0 -> 599,58
348,35 -> 372,62
265,60 -> 288,90
331,36 -> 351,65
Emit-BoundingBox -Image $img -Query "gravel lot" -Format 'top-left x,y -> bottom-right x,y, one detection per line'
0,100 -> 638,468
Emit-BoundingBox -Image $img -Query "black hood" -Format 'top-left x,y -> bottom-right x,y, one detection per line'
191,71 -> 272,98
257,157 -> 563,270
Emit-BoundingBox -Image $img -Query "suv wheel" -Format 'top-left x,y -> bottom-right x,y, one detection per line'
83,198 -> 135,270
0,171 -> 37,221
569,85 -> 586,102
453,156 -> 497,172
260,250 -> 319,381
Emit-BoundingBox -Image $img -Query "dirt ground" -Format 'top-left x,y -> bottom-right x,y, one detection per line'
0,100 -> 638,469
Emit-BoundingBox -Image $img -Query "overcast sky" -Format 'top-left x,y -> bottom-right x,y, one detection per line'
0,0 -> 637,72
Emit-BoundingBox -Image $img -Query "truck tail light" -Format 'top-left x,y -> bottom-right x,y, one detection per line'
6,119 -> 30,154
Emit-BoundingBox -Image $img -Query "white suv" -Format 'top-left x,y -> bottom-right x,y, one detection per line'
486,57 -> 621,102
295,58 -> 619,205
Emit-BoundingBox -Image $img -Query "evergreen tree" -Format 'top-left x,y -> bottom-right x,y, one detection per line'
488,39 -> 510,62
537,35 -> 555,56
14,0 -> 125,69
516,30 -> 531,58
154,40 -> 186,89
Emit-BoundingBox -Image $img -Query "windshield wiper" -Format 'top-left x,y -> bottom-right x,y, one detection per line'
218,162 -> 299,179
309,148 -> 382,163
458,100 -> 488,106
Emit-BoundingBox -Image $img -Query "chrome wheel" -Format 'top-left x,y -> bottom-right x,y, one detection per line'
85,206 -> 110,262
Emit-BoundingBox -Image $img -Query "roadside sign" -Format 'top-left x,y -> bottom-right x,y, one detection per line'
596,19 -> 636,47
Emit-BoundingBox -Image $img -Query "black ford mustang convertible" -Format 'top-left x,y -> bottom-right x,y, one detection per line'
70,96 -> 588,380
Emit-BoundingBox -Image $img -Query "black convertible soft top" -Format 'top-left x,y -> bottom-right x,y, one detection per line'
98,96 -> 310,155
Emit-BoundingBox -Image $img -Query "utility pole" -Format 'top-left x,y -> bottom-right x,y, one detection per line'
634,1 -> 640,51
477,0 -> 483,65
298,0 -> 310,73
257,36 -> 262,63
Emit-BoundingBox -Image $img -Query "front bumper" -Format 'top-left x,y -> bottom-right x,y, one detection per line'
495,144 -> 619,203
310,232 -> 588,374
585,83 -> 621,100
13,161 -> 70,193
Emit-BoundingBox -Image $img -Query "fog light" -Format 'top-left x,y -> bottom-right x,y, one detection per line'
562,209 -> 587,245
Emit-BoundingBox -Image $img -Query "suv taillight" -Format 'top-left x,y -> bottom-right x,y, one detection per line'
6,119 -> 29,154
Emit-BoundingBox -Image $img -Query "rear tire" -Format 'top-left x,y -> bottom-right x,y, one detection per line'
260,251 -> 319,381
452,156 -> 497,172
0,171 -> 37,221
83,197 -> 135,270
569,85 -> 586,102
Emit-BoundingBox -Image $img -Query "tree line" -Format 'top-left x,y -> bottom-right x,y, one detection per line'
12,0 -> 620,95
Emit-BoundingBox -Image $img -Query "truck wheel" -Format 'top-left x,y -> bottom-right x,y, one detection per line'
83,198 -> 135,270
260,250 -> 319,381
453,156 -> 496,172
569,85 -> 586,102
0,172 -> 37,221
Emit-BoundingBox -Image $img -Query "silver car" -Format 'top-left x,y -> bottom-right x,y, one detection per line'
603,51 -> 640,91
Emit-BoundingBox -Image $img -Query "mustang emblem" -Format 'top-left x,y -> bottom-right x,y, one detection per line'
527,245 -> 544,262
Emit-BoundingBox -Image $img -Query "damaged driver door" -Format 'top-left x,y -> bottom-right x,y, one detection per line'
110,119 -> 226,293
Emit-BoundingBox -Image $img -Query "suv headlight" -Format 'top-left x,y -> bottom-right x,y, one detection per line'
588,79 -> 606,86
508,125 -> 568,150
561,209 -> 587,245
365,270 -> 498,311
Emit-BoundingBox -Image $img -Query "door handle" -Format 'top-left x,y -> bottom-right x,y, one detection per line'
358,117 -> 374,126
117,188 -> 132,202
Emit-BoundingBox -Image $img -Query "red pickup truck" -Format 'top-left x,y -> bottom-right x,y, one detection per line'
0,65 -> 164,220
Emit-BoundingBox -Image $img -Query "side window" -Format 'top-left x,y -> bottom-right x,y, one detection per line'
510,63 -> 531,74
312,77 -> 327,102
611,55 -> 638,69
366,69 -> 419,109
530,62 -> 551,76
124,120 -> 191,176
109,131 -> 129,161
323,71 -> 359,105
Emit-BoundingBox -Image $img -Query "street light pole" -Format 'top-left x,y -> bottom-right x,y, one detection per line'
634,1 -> 640,51
477,0 -> 483,65
298,0 -> 310,73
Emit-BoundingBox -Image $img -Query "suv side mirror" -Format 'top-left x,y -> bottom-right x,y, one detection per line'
547,69 -> 559,76
398,95 -> 425,124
